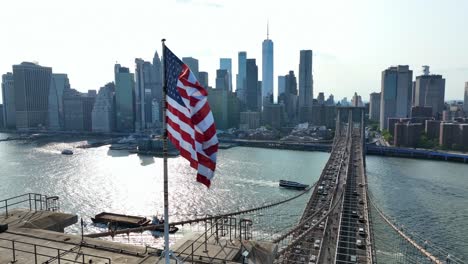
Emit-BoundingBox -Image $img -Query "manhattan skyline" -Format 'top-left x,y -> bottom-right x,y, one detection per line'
1,0 -> 468,104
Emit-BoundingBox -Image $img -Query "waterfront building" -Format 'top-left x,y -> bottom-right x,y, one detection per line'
114,64 -> 135,132
92,82 -> 115,133
13,62 -> 52,130
411,106 -> 432,118
220,58 -> 232,92
299,104 -> 336,128
394,122 -> 423,147
280,71 -> 299,123
425,120 -> 441,140
380,65 -> 413,130
240,111 -> 260,130
245,59 -> 259,111
135,58 -> 156,131
277,76 -> 286,103
236,51 -> 247,104
439,122 -> 461,149
369,92 -> 381,122
414,68 -> 445,118
63,89 -> 96,131
47,74 -> 70,130
182,57 -> 199,79
298,50 -> 313,109
464,82 -> 468,113
151,99 -> 161,127
198,71 -> 209,89
262,26 -> 274,107
1,72 -> 15,128
152,51 -> 163,103
262,103 -> 285,129
388,117 -> 410,137
0,104 -> 3,128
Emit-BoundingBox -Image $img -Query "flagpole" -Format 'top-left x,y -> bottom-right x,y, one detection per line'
161,38 -> 171,264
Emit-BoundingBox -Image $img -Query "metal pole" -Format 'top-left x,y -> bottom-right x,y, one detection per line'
11,241 -> 16,263
81,218 -> 84,242
161,38 -> 171,264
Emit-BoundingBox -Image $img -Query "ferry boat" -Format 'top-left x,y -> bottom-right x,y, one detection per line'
61,149 -> 73,155
279,180 -> 309,190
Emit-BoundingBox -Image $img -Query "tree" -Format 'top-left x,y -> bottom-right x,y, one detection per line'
381,129 -> 393,143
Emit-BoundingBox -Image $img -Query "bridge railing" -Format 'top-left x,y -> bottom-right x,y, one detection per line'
0,193 -> 60,217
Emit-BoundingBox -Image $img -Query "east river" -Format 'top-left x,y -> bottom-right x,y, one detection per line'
0,133 -> 467,260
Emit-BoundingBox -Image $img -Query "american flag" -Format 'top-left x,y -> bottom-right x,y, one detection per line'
163,46 -> 218,187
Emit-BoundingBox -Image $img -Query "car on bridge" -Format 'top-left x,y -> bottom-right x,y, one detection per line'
313,239 -> 321,249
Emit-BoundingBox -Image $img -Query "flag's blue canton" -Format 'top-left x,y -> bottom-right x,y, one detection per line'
164,46 -> 185,107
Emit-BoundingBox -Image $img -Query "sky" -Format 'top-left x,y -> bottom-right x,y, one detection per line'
1,0 -> 468,104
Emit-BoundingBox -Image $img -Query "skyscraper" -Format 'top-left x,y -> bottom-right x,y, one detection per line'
414,68 -> 445,118
135,58 -> 155,131
236,51 -> 247,103
152,51 -> 163,126
182,57 -> 199,79
114,64 -> 135,132
92,82 -> 115,133
1,72 -> 15,128
282,71 -> 298,122
317,92 -> 325,105
13,62 -> 52,130
298,50 -> 313,108
277,76 -> 286,103
245,59 -> 259,111
262,24 -> 274,107
369,92 -> 381,122
464,82 -> 468,113
380,65 -> 413,130
219,58 -> 232,92
198,71 -> 209,89
63,89 -> 96,131
216,69 -> 229,91
48,73 -> 70,130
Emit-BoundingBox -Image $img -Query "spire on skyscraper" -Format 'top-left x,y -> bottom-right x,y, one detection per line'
267,20 -> 269,40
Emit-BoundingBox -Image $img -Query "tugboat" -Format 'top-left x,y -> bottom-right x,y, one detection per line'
150,216 -> 179,236
279,180 -> 309,190
61,149 -> 74,155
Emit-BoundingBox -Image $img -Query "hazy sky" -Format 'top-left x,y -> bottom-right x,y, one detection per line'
1,0 -> 468,104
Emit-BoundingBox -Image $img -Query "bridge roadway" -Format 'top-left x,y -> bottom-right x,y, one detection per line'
278,117 -> 373,263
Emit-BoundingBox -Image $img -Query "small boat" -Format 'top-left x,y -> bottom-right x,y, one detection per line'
150,216 -> 179,235
91,212 -> 151,228
279,180 -> 309,190
91,213 -> 179,233
61,149 -> 73,155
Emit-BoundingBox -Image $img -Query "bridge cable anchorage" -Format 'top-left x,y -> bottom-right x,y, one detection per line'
84,182 -> 316,238
367,192 -> 465,264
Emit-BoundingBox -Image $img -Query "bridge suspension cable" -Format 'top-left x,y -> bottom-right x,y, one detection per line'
368,191 -> 465,264
85,182 -> 315,238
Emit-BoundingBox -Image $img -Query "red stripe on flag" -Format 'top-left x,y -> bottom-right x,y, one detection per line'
203,144 -> 219,157
167,118 -> 195,149
197,173 -> 211,188
177,87 -> 200,107
166,102 -> 195,129
197,152 -> 216,171
191,103 -> 211,125
179,78 -> 208,96
167,133 -> 198,170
